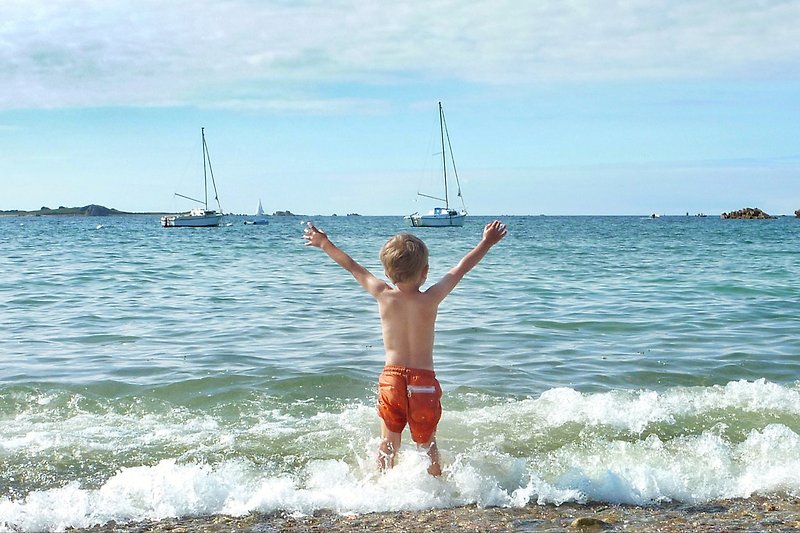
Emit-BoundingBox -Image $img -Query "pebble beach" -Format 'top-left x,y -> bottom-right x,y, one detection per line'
68,495 -> 800,532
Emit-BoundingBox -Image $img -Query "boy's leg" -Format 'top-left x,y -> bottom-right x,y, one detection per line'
378,419 -> 402,470
417,436 -> 441,477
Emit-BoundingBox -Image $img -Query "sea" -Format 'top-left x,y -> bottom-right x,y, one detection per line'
1,214 -> 799,532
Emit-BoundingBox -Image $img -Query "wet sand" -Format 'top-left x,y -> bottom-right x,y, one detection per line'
67,495 -> 800,532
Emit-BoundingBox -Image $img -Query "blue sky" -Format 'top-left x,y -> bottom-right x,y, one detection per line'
1,0 -> 798,215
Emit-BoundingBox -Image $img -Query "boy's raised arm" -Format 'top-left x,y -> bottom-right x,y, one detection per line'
304,222 -> 389,298
426,220 -> 507,303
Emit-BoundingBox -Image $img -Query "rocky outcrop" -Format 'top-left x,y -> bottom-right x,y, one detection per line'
720,207 -> 774,219
81,204 -> 122,216
795,209 -> 799,218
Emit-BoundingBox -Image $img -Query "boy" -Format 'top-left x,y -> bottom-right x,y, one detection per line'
303,220 -> 507,476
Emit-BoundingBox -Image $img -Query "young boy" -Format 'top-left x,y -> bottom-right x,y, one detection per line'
303,220 -> 507,476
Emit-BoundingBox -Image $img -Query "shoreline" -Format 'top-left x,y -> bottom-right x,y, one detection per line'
66,495 -> 800,532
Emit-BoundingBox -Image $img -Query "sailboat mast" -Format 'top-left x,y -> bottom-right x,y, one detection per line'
441,110 -> 466,213
201,128 -> 209,210
439,101 -> 449,209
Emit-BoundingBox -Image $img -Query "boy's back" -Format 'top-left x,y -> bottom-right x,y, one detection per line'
376,284 -> 439,370
304,220 -> 507,475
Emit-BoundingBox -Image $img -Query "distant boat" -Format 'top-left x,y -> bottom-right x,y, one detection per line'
244,200 -> 269,225
161,128 -> 224,228
404,102 -> 467,227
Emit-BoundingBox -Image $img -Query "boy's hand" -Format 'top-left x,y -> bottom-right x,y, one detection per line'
303,222 -> 329,248
482,220 -> 507,247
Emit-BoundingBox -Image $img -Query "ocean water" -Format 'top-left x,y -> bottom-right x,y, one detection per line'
1,214 -> 799,532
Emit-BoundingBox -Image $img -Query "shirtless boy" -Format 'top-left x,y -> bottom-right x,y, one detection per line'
303,220 -> 507,476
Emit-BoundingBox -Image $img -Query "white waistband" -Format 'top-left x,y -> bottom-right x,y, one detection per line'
407,385 -> 436,394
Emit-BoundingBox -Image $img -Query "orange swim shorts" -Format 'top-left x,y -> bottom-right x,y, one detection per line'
377,365 -> 442,444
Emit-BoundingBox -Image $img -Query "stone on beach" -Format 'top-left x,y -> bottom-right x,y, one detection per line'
570,516 -> 613,529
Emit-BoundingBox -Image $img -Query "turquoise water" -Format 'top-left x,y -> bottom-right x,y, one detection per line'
1,215 -> 799,531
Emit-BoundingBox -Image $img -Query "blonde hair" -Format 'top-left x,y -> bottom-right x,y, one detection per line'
379,233 -> 428,283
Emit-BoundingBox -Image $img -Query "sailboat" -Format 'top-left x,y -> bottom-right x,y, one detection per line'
161,128 -> 224,228
404,101 -> 467,227
244,199 -> 269,225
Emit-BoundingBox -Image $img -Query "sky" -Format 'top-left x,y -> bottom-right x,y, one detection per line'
1,0 -> 798,216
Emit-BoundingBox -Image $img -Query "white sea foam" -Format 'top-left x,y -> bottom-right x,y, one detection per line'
3,424 -> 799,532
446,378 -> 800,438
2,380 -> 799,532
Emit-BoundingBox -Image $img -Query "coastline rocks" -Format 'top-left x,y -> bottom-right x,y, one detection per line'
720,207 -> 774,219
795,209 -> 799,218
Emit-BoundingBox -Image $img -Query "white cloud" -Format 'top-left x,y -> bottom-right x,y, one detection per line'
205,97 -> 392,115
1,0 -> 798,110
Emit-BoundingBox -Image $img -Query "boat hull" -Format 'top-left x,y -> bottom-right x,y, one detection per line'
405,211 -> 466,227
244,218 -> 269,225
161,212 -> 223,227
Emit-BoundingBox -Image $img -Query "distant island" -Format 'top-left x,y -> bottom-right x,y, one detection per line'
1,205 -> 306,217
0,204 -> 136,216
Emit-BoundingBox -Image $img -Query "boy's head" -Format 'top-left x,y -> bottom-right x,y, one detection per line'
380,233 -> 429,284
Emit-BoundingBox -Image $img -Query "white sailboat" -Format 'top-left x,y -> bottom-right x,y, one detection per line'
244,199 -> 269,225
405,101 -> 467,227
161,128 -> 224,228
